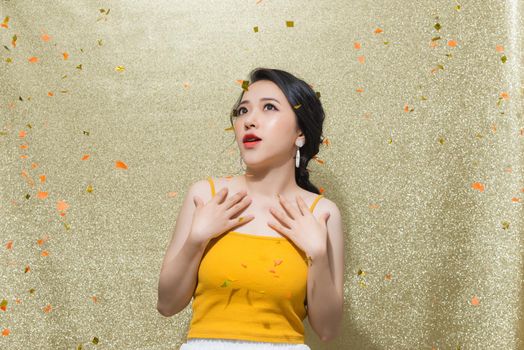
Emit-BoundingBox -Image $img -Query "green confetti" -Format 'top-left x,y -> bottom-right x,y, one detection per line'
241,80 -> 249,91
1,299 -> 7,309
253,26 -> 259,33
220,279 -> 234,287
315,91 -> 321,99
434,23 -> 441,31
501,55 -> 507,63
76,64 -> 83,70
92,336 -> 99,344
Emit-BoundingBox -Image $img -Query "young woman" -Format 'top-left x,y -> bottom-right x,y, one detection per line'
157,68 -> 344,350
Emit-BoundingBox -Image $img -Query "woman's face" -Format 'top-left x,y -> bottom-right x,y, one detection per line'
233,79 -> 303,169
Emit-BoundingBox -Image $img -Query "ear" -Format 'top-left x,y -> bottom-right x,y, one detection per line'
296,132 -> 306,145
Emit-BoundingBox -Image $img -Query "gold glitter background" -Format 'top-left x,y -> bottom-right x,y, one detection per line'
1,1 -> 523,349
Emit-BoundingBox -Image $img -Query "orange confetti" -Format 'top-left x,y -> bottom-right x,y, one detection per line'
6,240 -> 13,250
31,163 -> 39,170
37,191 -> 48,199
471,182 -> 485,192
374,27 -> 383,34
322,138 -> 330,146
357,55 -> 365,64
471,295 -> 480,306
353,42 -> 361,49
81,154 -> 90,160
500,92 -> 509,100
47,91 -> 54,96
62,52 -> 69,60
447,40 -> 457,47
495,45 -> 504,53
19,130 -> 27,138
274,259 -> 283,266
268,269 -> 276,273
356,88 -> 364,93
511,197 -> 520,203
167,191 -> 178,198
2,328 -> 10,336
318,187 -> 325,194
115,160 -> 128,169
28,56 -> 38,63
41,250 -> 49,257
1,16 -> 9,29
312,155 -> 324,164
24,265 -> 30,273
19,143 -> 28,149
91,296 -> 98,303
41,33 -> 51,42
39,174 -> 46,183
56,200 -> 69,212
43,304 -> 52,313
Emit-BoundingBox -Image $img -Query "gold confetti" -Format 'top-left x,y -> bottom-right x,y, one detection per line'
115,65 -> 125,72
286,20 -> 294,27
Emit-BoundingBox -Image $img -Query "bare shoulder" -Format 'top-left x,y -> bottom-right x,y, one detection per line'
299,189 -> 339,217
190,177 -> 215,203
316,194 -> 339,215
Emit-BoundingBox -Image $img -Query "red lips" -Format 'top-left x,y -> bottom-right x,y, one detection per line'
243,133 -> 262,142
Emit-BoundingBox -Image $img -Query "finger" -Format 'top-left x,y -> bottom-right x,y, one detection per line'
213,187 -> 228,204
235,214 -> 254,225
269,207 -> 293,229
227,195 -> 251,215
277,194 -> 300,219
267,219 -> 291,237
226,190 -> 248,209
295,195 -> 309,216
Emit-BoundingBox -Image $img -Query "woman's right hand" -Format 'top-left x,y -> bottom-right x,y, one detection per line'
189,187 -> 254,248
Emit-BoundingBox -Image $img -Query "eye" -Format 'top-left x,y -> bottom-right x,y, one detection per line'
236,103 -> 278,116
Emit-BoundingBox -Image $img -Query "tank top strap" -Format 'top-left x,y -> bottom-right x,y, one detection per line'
309,194 -> 323,213
207,177 -> 216,197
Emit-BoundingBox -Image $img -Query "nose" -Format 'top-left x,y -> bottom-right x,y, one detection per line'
242,109 -> 259,128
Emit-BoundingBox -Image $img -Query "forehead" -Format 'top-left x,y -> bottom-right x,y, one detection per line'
241,80 -> 285,102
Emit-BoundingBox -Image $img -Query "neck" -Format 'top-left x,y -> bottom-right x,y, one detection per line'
242,161 -> 299,201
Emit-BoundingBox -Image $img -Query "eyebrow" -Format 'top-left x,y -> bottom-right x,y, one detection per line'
238,97 -> 280,106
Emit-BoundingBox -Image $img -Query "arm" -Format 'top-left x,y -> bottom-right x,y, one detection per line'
157,180 -> 208,316
306,200 -> 345,341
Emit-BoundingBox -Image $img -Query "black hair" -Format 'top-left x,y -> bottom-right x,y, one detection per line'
228,67 -> 326,194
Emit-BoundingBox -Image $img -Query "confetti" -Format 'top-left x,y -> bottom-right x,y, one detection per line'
115,160 -> 128,169
471,182 -> 485,192
1,16 -> 9,28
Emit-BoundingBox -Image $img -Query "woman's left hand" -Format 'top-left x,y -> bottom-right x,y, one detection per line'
268,194 -> 330,260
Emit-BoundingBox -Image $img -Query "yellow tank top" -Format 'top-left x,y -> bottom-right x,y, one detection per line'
186,177 -> 324,344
